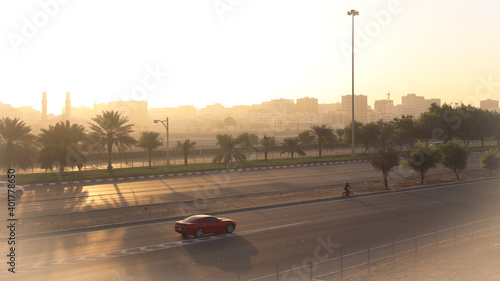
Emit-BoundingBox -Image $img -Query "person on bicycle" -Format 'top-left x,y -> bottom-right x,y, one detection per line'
344,182 -> 352,195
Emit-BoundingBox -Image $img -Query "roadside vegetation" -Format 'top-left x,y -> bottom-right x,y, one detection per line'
2,103 -> 500,185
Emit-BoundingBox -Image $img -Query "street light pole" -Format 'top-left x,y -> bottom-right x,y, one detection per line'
347,9 -> 359,157
154,118 -> 170,165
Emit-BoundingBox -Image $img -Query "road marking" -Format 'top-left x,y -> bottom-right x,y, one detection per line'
17,222 -> 308,272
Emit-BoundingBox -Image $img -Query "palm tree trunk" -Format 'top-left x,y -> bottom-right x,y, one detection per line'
184,154 -> 188,166
291,152 -> 294,159
107,142 -> 113,171
383,172 -> 388,189
264,151 -> 268,162
319,147 -> 322,158
420,174 -> 424,185
148,149 -> 152,168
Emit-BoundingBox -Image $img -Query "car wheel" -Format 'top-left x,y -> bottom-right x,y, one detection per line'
15,191 -> 23,198
194,228 -> 204,238
226,224 -> 235,233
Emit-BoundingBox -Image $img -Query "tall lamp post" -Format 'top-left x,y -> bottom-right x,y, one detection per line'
347,9 -> 359,157
154,118 -> 170,165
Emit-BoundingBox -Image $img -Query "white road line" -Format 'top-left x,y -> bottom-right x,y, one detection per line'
18,222 -> 309,271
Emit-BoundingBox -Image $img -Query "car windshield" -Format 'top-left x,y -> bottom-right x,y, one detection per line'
184,216 -> 202,223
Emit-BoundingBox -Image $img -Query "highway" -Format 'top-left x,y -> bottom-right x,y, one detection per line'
14,153 -> 483,218
3,177 -> 499,281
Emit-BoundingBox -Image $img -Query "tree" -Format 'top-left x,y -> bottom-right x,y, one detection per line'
440,141 -> 468,180
471,108 -> 492,147
176,139 -> 197,166
0,117 -> 37,172
454,104 -> 477,147
280,137 -> 306,159
417,103 -> 451,142
371,148 -> 400,189
259,135 -> 276,162
491,111 -> 500,146
298,130 -> 315,146
403,141 -> 443,185
357,122 -> 381,154
334,128 -> 345,142
38,121 -> 87,173
310,124 -> 336,158
343,120 -> 363,148
137,131 -> 162,168
480,149 -> 500,176
88,110 -> 137,171
377,120 -> 396,151
393,115 -> 416,151
213,134 -> 246,164
236,132 -> 259,150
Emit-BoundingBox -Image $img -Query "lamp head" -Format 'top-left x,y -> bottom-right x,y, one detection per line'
347,9 -> 359,16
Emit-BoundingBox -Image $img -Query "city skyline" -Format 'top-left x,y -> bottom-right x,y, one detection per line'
3,91 -> 499,135
1,1 -> 499,115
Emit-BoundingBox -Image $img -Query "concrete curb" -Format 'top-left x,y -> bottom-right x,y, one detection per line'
23,159 -> 373,188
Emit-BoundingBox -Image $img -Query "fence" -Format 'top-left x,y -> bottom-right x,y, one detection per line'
15,140 -> 498,175
197,214 -> 500,281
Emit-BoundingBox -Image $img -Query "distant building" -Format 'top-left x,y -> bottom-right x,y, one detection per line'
19,106 -> 40,124
296,97 -> 318,113
374,93 -> 395,122
480,99 -> 499,112
108,100 -> 148,130
71,106 -> 93,120
270,98 -> 295,114
65,92 -> 71,119
401,93 -> 440,117
342,94 -> 368,124
42,91 -> 47,121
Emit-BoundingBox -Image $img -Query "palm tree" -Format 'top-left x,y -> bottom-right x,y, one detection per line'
298,130 -> 315,146
236,132 -> 259,150
176,139 -> 197,166
88,110 -> 137,171
334,128 -> 345,142
137,131 -> 162,168
213,134 -> 246,164
280,137 -> 306,159
310,124 -> 336,158
38,120 -> 87,173
0,117 -> 37,172
260,135 -> 275,162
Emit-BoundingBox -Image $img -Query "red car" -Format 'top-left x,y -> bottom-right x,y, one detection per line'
175,214 -> 236,238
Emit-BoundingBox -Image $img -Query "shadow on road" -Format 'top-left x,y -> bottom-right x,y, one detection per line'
182,234 -> 258,274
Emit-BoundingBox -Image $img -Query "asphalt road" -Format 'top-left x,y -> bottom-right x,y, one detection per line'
13,153 -> 484,218
3,177 -> 499,281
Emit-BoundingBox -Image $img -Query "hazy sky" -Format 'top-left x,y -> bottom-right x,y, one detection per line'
1,0 -> 499,114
